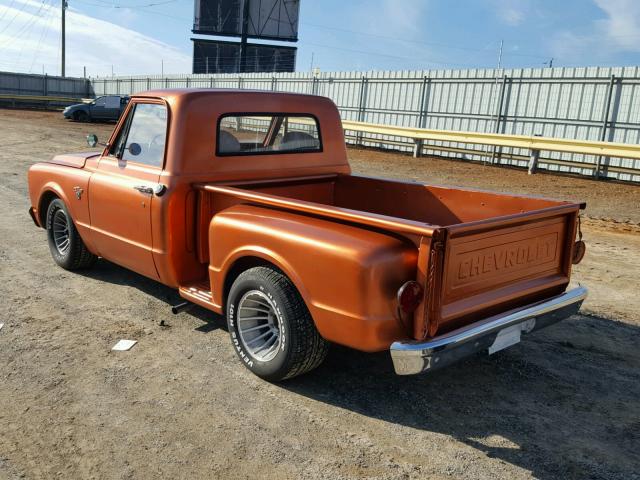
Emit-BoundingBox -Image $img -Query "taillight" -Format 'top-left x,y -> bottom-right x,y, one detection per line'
397,281 -> 424,315
572,240 -> 586,264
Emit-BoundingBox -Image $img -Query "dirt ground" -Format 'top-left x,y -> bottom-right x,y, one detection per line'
1,110 -> 639,480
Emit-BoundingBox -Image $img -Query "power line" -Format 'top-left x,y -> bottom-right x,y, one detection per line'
71,0 -> 190,19
0,0 -> 50,48
301,21 -> 549,60
71,0 -> 180,9
0,0 -> 35,36
0,0 -> 19,24
301,41 -> 478,68
28,4 -> 57,73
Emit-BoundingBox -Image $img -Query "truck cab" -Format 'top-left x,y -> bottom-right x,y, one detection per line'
28,89 -> 587,381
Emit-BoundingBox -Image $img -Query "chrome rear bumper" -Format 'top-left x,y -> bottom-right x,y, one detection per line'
390,286 -> 587,375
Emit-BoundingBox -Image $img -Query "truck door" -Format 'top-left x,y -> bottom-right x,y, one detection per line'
88,101 -> 168,280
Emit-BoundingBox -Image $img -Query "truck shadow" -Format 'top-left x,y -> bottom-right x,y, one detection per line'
282,315 -> 640,479
77,259 -> 224,330
78,260 -> 639,478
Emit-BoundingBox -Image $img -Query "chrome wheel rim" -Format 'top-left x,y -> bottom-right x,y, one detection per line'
52,209 -> 70,255
237,290 -> 281,362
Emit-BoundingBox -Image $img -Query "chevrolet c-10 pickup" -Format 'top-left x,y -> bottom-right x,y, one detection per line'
28,89 -> 587,381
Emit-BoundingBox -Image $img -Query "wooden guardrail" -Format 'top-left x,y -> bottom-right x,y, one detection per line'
234,115 -> 639,178
342,120 -> 640,160
341,120 -> 640,177
0,94 -> 86,107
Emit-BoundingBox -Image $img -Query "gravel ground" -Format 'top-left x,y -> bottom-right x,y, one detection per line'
1,110 -> 639,480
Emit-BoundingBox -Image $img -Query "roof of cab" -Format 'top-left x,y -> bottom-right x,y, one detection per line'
134,88 -> 319,102
132,88 -> 333,113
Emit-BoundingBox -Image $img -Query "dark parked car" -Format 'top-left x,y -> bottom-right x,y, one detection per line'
63,95 -> 129,122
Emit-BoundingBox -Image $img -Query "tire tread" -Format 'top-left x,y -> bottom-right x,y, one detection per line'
232,267 -> 328,380
46,199 -> 97,270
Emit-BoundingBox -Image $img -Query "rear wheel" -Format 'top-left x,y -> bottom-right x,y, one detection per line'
74,111 -> 89,122
226,266 -> 328,381
46,199 -> 97,270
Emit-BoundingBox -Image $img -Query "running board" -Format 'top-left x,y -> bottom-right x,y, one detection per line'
178,280 -> 217,311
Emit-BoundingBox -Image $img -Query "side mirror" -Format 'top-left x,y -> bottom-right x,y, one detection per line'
86,134 -> 98,148
127,143 -> 142,156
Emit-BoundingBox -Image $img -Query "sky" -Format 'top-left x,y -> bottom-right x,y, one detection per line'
1,0 -> 640,77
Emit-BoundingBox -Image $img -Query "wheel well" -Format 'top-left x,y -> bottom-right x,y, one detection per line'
38,191 -> 59,226
222,256 -> 280,311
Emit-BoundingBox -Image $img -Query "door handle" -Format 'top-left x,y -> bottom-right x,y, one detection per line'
133,185 -> 154,194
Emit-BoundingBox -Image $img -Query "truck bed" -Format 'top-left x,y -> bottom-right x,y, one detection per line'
196,174 -> 582,340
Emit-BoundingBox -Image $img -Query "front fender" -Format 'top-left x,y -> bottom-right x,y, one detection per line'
27,162 -> 97,254
208,204 -> 418,352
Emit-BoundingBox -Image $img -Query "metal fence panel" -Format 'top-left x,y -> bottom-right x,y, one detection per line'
77,68 -> 640,182
0,71 -> 90,97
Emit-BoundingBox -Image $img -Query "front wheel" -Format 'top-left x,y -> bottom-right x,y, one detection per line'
226,266 -> 328,381
74,111 -> 89,122
46,199 -> 97,270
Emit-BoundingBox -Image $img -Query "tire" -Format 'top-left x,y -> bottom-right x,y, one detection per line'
226,266 -> 328,381
74,111 -> 89,122
46,198 -> 97,270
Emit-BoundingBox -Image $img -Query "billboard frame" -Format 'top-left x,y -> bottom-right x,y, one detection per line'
192,0 -> 299,42
192,37 -> 297,74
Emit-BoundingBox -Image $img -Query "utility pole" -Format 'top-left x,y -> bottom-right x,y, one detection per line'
161,59 -> 164,76
61,0 -> 67,77
497,39 -> 503,70
310,52 -> 314,72
238,0 -> 250,73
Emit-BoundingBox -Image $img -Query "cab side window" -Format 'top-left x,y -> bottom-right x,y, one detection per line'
109,103 -> 167,168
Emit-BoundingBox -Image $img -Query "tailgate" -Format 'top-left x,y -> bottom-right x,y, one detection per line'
420,206 -> 580,338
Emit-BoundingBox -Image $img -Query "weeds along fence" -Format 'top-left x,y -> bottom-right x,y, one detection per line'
72,67 -> 640,182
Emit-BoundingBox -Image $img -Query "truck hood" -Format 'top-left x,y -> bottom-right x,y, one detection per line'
47,152 -> 100,169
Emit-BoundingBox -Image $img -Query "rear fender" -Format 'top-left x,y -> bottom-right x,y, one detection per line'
208,204 -> 418,352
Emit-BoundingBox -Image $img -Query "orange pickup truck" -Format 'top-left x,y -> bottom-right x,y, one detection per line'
28,89 -> 587,381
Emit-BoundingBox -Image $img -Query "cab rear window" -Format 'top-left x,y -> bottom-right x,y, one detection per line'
217,114 -> 322,156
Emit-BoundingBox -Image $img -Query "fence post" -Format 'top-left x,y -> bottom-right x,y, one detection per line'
414,75 -> 431,158
528,148 -> 540,174
491,74 -> 508,164
528,134 -> 542,174
271,77 -> 276,91
43,74 -> 48,96
595,74 -> 617,179
356,76 -> 369,146
130,78 -> 133,94
238,77 -> 242,89
210,76 -> 214,89
147,77 -> 150,90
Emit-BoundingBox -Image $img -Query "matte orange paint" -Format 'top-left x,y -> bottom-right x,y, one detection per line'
27,89 -> 585,352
